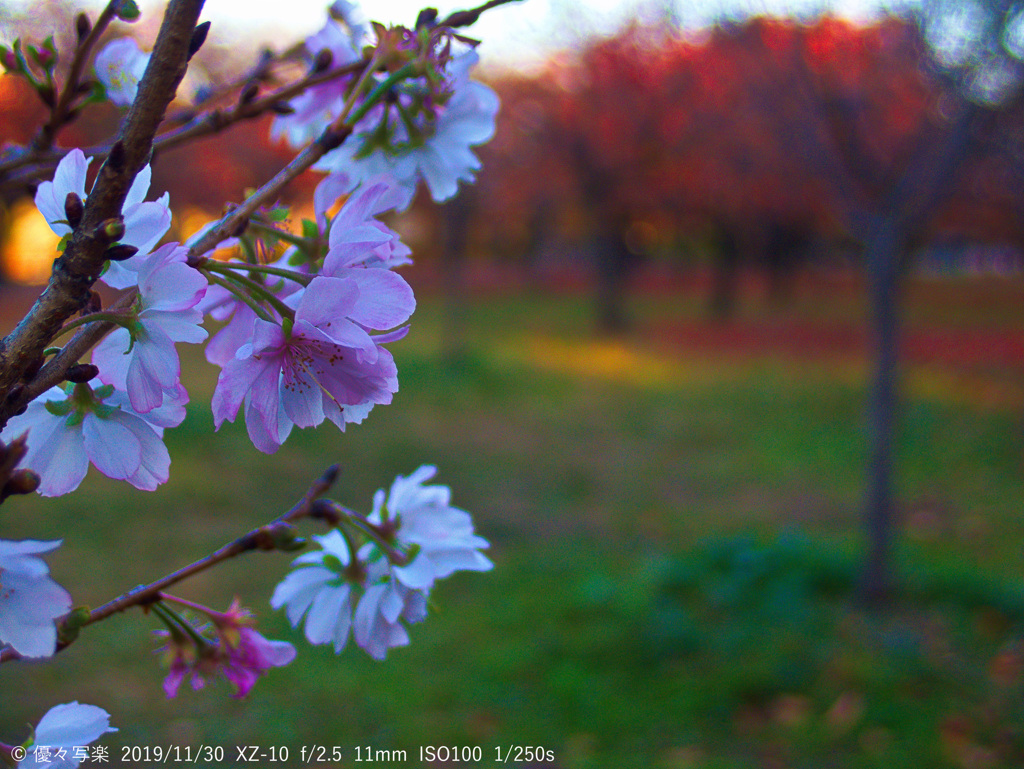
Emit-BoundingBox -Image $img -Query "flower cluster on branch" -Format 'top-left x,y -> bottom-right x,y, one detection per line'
0,0 -> 513,754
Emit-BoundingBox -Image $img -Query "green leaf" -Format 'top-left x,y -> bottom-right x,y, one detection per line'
82,79 -> 107,106
44,399 -> 74,417
301,218 -> 319,240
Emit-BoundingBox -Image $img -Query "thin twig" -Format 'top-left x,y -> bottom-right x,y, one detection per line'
32,1 -> 121,154
0,0 -> 206,429
0,465 -> 340,664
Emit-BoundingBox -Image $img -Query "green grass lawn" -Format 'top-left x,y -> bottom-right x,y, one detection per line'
2,279 -> 1023,768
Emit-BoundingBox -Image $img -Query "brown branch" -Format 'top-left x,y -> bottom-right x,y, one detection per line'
32,1 -> 121,154
153,58 -> 367,157
187,123 -> 351,258
0,58 -> 368,193
0,464 -> 340,664
438,0 -> 524,28
0,0 -> 206,430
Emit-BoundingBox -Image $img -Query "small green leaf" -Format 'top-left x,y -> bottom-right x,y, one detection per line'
301,218 -> 319,240
44,399 -> 74,417
82,79 -> 107,105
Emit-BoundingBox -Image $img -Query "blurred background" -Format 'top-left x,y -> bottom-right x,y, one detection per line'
2,0 -> 1024,766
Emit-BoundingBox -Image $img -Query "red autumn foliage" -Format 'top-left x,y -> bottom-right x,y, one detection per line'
449,14 -> 1024,272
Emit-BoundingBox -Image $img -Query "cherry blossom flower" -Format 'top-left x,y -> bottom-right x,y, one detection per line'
158,628 -> 210,698
271,530 -> 359,653
273,469 -> 491,659
199,251 -> 307,368
156,599 -> 295,699
270,14 -> 361,148
92,243 -> 207,413
16,702 -> 116,769
94,37 -> 149,106
34,149 -> 171,289
0,540 -> 72,658
320,178 -> 413,273
316,50 -> 499,204
211,275 -> 412,453
211,601 -> 297,698
370,465 -> 492,590
0,382 -> 179,496
352,555 -> 427,660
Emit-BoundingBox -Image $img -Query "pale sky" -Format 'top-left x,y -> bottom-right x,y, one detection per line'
2,0 -> 893,68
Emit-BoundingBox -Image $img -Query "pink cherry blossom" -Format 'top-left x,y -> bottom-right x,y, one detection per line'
157,599 -> 295,699
320,179 -> 413,273
0,540 -> 73,658
211,275 -> 412,452
219,627 -> 297,698
92,243 -> 207,413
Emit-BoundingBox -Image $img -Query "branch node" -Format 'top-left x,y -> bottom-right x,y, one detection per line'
188,21 -> 211,61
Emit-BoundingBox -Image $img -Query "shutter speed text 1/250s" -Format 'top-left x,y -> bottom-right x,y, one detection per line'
352,745 -> 556,763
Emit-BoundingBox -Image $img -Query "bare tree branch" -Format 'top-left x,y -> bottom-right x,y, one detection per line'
0,0 -> 207,429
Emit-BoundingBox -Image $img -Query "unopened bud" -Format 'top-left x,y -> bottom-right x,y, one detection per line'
270,101 -> 295,115
0,47 -> 19,72
76,13 -> 92,42
64,363 -> 98,384
57,607 -> 91,645
442,9 -> 481,27
312,48 -> 333,73
188,21 -> 211,60
416,7 -> 439,28
64,192 -> 84,229
309,498 -> 342,526
34,47 -> 55,69
104,243 -> 138,261
106,140 -> 126,171
239,80 -> 259,106
267,522 -> 303,551
3,469 -> 40,497
0,434 -> 27,464
96,217 -> 125,243
318,126 -> 350,153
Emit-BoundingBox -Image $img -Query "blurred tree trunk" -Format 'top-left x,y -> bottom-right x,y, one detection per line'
708,222 -> 741,320
593,227 -> 633,335
861,218 -> 904,603
758,23 -> 994,603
